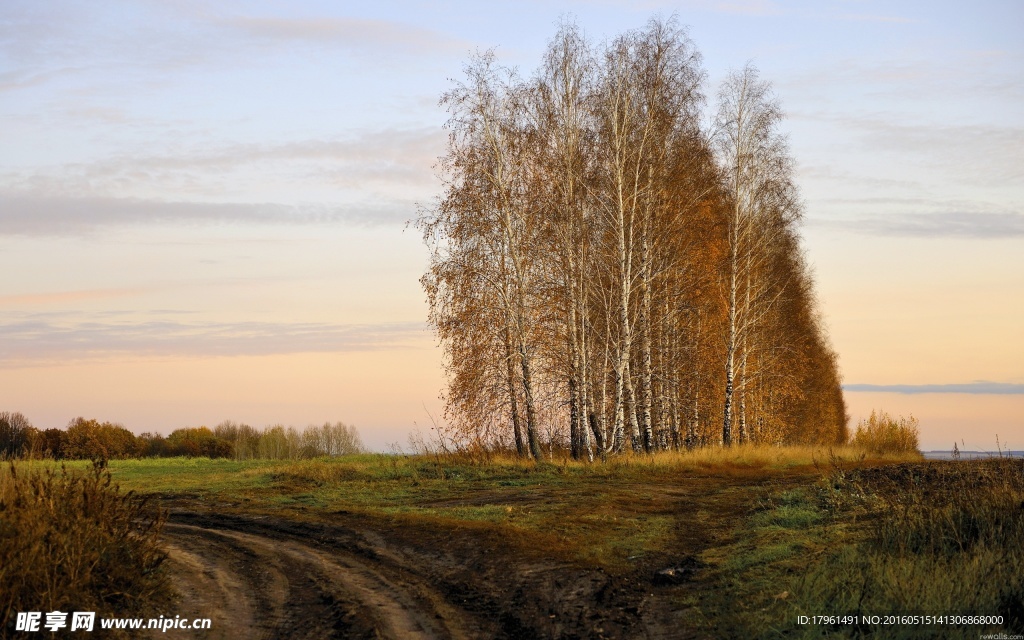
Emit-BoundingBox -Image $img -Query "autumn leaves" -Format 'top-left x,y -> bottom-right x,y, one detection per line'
417,17 -> 847,459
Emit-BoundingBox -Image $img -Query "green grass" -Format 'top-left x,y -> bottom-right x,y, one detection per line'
101,451 -> 831,570
749,491 -> 822,530
787,458 -> 1024,638
90,449 -> 921,574
31,448 -> 1017,638
28,456 -> 283,494
689,458 -> 1024,638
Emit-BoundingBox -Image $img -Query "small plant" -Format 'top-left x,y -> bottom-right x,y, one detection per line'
851,410 -> 919,454
0,461 -> 171,635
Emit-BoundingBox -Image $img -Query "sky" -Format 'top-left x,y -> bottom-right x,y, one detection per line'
1,0 -> 1021,451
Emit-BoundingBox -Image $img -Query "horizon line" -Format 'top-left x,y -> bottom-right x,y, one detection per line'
844,382 -> 1024,395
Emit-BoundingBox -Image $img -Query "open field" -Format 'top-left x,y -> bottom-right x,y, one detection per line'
5,448 -> 1022,639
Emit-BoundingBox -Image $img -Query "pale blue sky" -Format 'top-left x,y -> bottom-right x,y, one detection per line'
1,0 -> 1021,449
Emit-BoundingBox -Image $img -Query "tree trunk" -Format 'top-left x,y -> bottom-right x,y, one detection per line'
504,327 -> 526,457
638,227 -> 654,452
723,218 -> 738,447
520,341 -> 544,460
738,349 -> 748,445
579,281 -> 594,461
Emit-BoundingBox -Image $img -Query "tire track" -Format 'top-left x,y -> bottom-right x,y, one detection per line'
156,519 -> 473,640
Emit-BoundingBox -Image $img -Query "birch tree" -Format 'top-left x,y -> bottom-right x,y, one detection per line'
420,20 -> 848,456
421,52 -> 544,458
531,22 -> 598,460
591,17 -> 703,452
714,63 -> 801,446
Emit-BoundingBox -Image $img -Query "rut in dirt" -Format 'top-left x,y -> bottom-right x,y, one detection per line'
158,515 -> 480,640
154,474 -> 784,640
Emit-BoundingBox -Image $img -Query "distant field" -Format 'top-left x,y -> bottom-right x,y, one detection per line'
12,448 -> 1021,638
922,450 -> 1024,460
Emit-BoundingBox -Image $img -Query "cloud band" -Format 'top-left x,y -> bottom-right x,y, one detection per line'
844,382 -> 1024,395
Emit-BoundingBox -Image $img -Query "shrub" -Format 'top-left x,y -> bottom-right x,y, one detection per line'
23,428 -> 67,460
63,418 -> 146,460
0,412 -> 34,458
0,461 -> 170,634
852,410 -> 919,454
165,427 -> 232,458
212,420 -> 364,460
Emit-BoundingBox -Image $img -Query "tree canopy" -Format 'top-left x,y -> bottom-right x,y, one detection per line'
417,17 -> 848,458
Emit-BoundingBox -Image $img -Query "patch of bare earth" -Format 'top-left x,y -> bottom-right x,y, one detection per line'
155,470 -> 816,638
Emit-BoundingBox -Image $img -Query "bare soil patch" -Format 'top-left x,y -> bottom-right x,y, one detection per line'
153,468 -> 816,639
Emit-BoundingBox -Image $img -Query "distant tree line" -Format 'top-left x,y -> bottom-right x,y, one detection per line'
417,16 -> 847,459
0,412 -> 363,460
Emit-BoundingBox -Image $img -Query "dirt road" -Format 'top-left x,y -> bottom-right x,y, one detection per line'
156,512 -> 492,639
153,508 -> 681,639
151,473 -> 799,639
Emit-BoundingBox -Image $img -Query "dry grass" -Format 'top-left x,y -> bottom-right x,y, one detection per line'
851,410 -> 920,455
423,443 -> 921,472
0,461 -> 171,636
791,457 -> 1024,637
601,443 -> 920,470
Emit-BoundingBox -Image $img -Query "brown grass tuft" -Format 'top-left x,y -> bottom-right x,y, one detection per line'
0,461 -> 171,635
851,410 -> 920,454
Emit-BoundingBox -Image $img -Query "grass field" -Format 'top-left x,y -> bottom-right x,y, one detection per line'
6,446 -> 1022,638
98,446 -> 909,569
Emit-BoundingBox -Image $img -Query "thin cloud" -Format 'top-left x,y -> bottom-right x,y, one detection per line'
838,14 -> 916,24
844,382 -> 1024,395
0,4 -> 467,92
854,120 -> 1024,184
0,195 -> 413,236
0,288 -> 148,306
0,67 -> 86,93
0,319 -> 430,364
0,2 -> 232,74
710,0 -> 783,16
797,165 -> 923,192
598,0 -> 784,16
3,127 -> 443,200
222,16 -> 469,57
783,53 -> 1022,100
811,211 -> 1024,239
792,114 -> 1024,187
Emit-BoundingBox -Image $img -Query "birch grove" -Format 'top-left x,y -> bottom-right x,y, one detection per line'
418,17 -> 848,458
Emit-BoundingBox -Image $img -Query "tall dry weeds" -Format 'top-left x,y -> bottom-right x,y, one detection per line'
0,461 -> 170,636
851,410 -> 919,454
